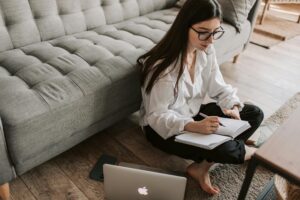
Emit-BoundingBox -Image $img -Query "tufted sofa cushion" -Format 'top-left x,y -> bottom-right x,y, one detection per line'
0,8 -> 178,173
0,0 -> 176,52
0,7 -> 177,123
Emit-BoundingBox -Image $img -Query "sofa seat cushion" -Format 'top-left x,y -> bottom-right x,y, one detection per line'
0,39 -> 143,167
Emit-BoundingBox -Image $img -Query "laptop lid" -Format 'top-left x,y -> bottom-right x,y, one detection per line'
103,164 -> 187,200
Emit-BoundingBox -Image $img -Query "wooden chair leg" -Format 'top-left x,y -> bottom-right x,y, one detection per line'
297,15 -> 300,23
0,183 -> 10,200
259,0 -> 270,24
233,54 -> 239,63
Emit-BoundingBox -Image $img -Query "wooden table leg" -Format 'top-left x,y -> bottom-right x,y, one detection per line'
0,183 -> 10,200
238,157 -> 258,200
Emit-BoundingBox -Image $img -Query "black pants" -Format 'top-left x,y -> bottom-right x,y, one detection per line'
144,103 -> 264,164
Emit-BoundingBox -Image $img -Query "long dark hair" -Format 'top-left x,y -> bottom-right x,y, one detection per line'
137,0 -> 222,94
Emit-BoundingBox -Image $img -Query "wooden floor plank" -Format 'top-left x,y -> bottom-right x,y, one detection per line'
112,126 -> 189,171
222,61 -> 299,100
54,126 -> 146,200
221,37 -> 300,118
54,147 -> 104,200
89,128 -> 146,165
10,178 -> 36,200
20,160 -> 88,200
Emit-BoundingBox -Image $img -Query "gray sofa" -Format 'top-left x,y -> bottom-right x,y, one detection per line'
0,0 -> 260,186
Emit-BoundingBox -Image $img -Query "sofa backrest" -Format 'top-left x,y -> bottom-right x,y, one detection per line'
0,0 -> 176,52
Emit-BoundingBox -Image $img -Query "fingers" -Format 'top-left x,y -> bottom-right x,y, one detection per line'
223,109 -> 241,120
230,113 -> 240,120
206,116 -> 219,124
209,126 -> 218,133
233,116 -> 240,120
211,122 -> 219,127
199,117 -> 220,134
207,122 -> 219,133
206,116 -> 218,121
222,108 -> 230,115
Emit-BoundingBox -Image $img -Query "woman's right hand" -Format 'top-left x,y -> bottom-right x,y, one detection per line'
184,116 -> 220,134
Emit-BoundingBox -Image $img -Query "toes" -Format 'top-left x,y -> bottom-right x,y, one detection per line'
213,186 -> 220,193
210,187 -> 220,195
204,186 -> 219,195
201,185 -> 219,195
200,184 -> 220,195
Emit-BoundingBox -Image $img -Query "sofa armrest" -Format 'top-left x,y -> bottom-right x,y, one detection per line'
0,118 -> 16,184
248,0 -> 262,26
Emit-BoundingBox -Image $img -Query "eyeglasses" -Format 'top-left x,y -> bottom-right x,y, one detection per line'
191,26 -> 225,41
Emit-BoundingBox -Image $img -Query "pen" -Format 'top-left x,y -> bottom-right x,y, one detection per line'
199,112 -> 226,127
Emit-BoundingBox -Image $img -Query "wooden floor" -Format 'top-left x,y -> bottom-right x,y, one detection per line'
8,36 -> 300,200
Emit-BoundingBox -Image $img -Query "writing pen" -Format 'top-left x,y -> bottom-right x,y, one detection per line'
199,112 -> 226,127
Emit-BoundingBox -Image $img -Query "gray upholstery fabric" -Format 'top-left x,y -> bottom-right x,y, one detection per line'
0,0 -> 260,183
0,0 -> 177,51
0,7 -> 178,178
15,103 -> 139,174
214,21 -> 251,63
218,0 -> 257,32
0,8 -> 178,125
175,0 -> 256,32
0,118 -> 15,184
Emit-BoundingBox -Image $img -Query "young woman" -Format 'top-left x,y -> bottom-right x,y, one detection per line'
137,0 -> 264,195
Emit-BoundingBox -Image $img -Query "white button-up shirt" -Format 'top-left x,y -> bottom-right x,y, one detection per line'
139,46 -> 243,139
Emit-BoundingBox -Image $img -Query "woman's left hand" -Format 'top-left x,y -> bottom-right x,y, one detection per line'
222,106 -> 241,120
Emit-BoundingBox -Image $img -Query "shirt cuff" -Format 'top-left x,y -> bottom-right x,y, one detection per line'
178,118 -> 194,134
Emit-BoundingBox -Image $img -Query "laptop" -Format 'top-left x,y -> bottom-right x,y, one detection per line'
103,163 -> 187,200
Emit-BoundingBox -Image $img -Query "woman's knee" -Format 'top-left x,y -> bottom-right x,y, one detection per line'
243,104 -> 264,125
211,140 -> 246,164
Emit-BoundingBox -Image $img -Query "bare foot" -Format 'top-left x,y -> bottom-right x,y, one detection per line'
244,145 -> 257,161
245,139 -> 255,146
187,161 -> 220,195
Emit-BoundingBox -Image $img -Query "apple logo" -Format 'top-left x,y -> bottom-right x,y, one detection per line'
138,186 -> 148,196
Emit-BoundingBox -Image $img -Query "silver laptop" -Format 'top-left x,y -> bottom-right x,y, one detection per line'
103,164 -> 187,200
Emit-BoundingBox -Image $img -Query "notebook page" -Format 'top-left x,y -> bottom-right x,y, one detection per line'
216,118 -> 250,138
175,132 -> 231,150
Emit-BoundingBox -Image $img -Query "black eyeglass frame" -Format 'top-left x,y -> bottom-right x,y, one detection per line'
191,26 -> 225,41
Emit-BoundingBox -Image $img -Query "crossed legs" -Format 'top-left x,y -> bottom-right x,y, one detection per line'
186,103 -> 262,194
145,103 -> 263,195
186,145 -> 257,195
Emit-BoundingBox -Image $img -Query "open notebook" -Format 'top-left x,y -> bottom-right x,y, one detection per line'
175,117 -> 251,150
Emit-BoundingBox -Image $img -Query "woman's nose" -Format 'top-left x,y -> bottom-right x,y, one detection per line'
207,35 -> 214,44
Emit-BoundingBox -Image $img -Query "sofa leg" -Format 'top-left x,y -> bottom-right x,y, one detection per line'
259,0 -> 270,24
0,183 -> 10,200
297,15 -> 300,23
233,54 -> 239,63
